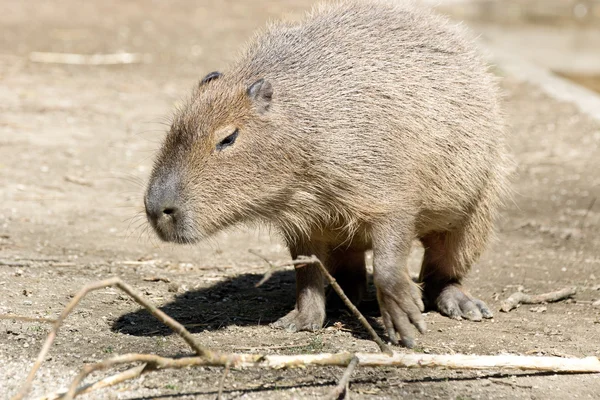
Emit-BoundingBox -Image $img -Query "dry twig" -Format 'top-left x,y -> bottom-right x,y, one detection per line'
0,314 -> 56,324
250,251 -> 327,288
38,365 -> 146,400
63,175 -> 93,187
29,52 -> 149,65
38,351 -> 600,399
0,260 -> 30,267
217,362 -> 231,400
254,254 -> 391,353
142,276 -> 171,283
327,356 -> 359,400
298,256 -> 392,354
12,277 -> 221,400
233,342 -> 312,351
489,378 -> 533,389
500,287 -> 577,312
12,262 -> 600,400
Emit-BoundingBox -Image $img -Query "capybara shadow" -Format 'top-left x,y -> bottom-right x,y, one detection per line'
112,270 -> 382,339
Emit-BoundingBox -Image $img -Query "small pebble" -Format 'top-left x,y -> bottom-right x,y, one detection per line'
167,282 -> 180,293
529,306 -> 547,313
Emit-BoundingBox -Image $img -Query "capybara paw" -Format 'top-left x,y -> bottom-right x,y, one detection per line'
271,309 -> 324,332
435,284 -> 493,321
377,280 -> 426,348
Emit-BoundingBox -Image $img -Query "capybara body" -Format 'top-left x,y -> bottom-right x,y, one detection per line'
145,0 -> 511,347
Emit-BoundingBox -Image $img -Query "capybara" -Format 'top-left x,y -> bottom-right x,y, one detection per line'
144,0 -> 511,347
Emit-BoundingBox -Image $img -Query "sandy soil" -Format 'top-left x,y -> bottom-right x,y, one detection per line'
1,1 -> 599,399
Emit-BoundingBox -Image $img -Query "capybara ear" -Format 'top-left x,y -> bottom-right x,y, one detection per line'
200,71 -> 222,86
247,78 -> 273,113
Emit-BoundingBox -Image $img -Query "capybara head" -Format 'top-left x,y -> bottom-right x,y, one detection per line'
144,72 -> 303,243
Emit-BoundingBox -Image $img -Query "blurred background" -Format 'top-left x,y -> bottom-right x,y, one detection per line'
435,0 -> 600,92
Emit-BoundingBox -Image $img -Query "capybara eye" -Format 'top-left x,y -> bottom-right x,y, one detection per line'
216,129 -> 239,151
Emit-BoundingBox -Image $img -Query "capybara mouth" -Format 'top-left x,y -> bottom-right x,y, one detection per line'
148,216 -> 201,245
169,234 -> 201,245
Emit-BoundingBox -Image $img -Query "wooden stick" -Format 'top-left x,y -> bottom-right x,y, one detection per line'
327,356 -> 359,400
299,256 -> 393,355
0,261 -> 30,267
41,351 -> 600,399
63,175 -> 93,187
18,275 -> 600,400
217,362 -> 231,400
36,365 -> 147,400
29,52 -> 148,65
0,314 -> 56,324
232,342 -> 312,351
255,255 -> 391,353
11,278 -> 221,400
251,252 -> 311,287
500,287 -> 577,312
13,279 -> 118,400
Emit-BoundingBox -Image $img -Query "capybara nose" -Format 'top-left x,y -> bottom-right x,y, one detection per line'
144,176 -> 179,224
145,193 -> 179,223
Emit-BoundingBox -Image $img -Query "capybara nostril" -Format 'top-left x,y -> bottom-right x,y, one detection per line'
144,191 -> 178,223
145,199 -> 176,221
144,171 -> 180,225
162,207 -> 177,216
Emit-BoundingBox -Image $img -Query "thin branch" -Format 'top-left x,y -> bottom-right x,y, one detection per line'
114,280 -> 215,358
217,362 -> 231,400
251,251 -> 311,288
41,351 -> 600,399
29,52 -> 149,65
327,356 -> 359,400
0,314 -> 56,324
0,261 -> 30,267
500,287 -> 577,312
62,356 -> 159,400
233,342 -> 312,351
37,365 -> 147,400
12,277 -> 221,400
255,255 -> 390,353
17,274 -> 600,400
299,256 -> 392,355
578,197 -> 596,229
249,249 -> 278,287
13,278 -> 118,400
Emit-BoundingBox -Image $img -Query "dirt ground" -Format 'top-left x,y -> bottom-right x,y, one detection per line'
1,1 -> 599,399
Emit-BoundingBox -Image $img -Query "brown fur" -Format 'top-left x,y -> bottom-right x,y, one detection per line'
145,0 -> 512,347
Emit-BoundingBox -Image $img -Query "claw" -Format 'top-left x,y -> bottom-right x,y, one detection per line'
434,284 -> 491,322
272,308 -> 324,332
401,336 -> 415,349
377,280 -> 426,347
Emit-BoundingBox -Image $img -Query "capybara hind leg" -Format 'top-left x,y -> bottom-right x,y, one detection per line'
419,201 -> 495,321
327,248 -> 367,310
